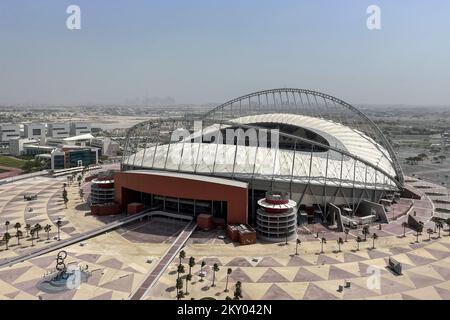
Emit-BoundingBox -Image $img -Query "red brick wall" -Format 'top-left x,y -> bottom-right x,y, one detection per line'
114,171 -> 248,224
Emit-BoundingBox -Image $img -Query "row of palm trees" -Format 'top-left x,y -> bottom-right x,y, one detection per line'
2,219 -> 63,250
296,217 -> 450,256
175,250 -> 240,300
293,227 -> 380,256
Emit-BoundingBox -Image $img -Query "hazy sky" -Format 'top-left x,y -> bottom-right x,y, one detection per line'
0,0 -> 449,106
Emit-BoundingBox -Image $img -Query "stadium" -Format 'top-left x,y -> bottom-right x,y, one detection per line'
117,89 -> 404,241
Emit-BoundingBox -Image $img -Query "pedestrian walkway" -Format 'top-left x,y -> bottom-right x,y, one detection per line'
129,220 -> 197,300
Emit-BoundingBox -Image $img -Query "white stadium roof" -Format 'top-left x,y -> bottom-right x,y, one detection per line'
124,113 -> 398,190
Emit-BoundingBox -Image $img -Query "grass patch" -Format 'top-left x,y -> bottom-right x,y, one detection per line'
0,155 -> 26,169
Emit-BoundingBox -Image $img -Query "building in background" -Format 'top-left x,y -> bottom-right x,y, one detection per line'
23,144 -> 55,157
91,137 -> 120,157
0,123 -> 21,153
50,146 -> 99,170
24,123 -> 46,142
63,133 -> 94,147
70,122 -> 91,136
9,137 -> 38,156
48,123 -> 70,138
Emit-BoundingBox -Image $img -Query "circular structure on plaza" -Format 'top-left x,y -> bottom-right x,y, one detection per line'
118,89 -> 404,232
90,177 -> 115,204
256,191 -> 298,241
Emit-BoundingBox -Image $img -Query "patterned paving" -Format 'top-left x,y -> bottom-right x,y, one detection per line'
148,235 -> 450,300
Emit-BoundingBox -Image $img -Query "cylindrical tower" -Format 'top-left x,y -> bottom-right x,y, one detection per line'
90,178 -> 115,204
256,191 -> 297,242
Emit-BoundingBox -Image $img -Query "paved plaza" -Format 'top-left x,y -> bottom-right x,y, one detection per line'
0,174 -> 449,300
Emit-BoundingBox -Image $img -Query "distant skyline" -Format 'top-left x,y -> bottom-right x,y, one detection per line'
1,0 -> 449,106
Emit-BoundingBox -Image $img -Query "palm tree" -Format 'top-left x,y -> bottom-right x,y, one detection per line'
3,233 -> 11,250
401,222 -> 408,237
56,218 -> 62,241
320,237 -> 326,254
30,229 -> 35,246
79,189 -> 84,201
177,264 -> 185,280
176,278 -> 184,300
437,221 -> 443,238
34,223 -> 42,238
371,233 -> 378,249
15,230 -> 22,245
337,237 -> 344,252
344,228 -> 349,242
188,257 -> 195,276
362,225 -> 370,241
285,232 -> 289,245
415,229 -> 420,243
44,224 -> 52,240
200,261 -> 206,282
62,189 -> 69,208
185,274 -> 192,295
179,250 -> 186,265
356,236 -> 362,251
5,221 -> 10,233
25,224 -> 31,237
225,268 -> 232,292
427,228 -> 433,241
14,222 -> 21,233
233,281 -> 242,300
211,263 -> 220,287
295,239 -> 301,255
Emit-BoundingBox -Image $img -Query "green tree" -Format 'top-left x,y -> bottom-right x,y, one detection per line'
427,228 -> 433,241
436,221 -> 443,238
15,230 -> 23,245
337,237 -> 344,252
44,224 -> 52,240
233,281 -> 242,300
3,233 -> 11,250
356,236 -> 362,251
176,278 -> 184,300
185,273 -> 192,295
179,250 -> 186,265
199,261 -> 206,282
34,223 -> 42,238
62,189 -> 69,208
372,233 -> 378,249
14,222 -> 21,233
25,224 -> 31,237
211,263 -> 220,287
30,229 -> 35,246
362,225 -> 370,241
188,257 -> 195,276
177,264 -> 185,280
225,268 -> 232,292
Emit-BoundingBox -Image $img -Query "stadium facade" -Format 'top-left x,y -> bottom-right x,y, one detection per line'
116,89 -> 404,231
